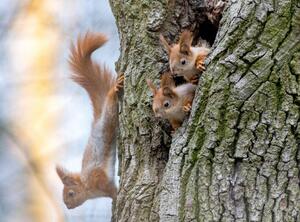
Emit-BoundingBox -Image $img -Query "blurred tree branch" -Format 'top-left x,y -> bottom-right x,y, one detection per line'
0,123 -> 65,222
0,1 -> 28,40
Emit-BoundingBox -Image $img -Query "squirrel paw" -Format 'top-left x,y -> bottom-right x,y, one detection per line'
196,61 -> 205,71
190,75 -> 199,85
195,57 -> 206,71
115,74 -> 124,92
183,104 -> 192,113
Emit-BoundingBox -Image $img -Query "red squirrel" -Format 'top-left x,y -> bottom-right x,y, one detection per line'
147,72 -> 196,130
160,30 -> 210,83
56,32 -> 124,209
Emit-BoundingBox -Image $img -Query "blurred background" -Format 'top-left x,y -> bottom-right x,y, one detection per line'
0,0 -> 119,221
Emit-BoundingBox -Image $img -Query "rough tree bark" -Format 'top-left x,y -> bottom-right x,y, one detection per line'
110,0 -> 300,221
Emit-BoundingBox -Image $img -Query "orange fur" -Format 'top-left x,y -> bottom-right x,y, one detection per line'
178,30 -> 193,55
160,30 -> 210,83
160,71 -> 176,88
57,32 -> 123,209
69,32 -> 115,119
147,72 -> 196,130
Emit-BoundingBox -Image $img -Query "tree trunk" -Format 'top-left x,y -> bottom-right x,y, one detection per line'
110,0 -> 300,221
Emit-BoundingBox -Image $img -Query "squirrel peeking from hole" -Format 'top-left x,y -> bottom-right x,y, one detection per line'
160,30 -> 211,84
147,30 -> 211,131
147,0 -> 227,131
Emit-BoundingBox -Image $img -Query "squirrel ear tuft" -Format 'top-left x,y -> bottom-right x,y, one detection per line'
56,165 -> 79,186
162,87 -> 176,99
179,30 -> 193,55
56,165 -> 66,179
160,72 -> 175,88
146,79 -> 157,95
160,34 -> 171,54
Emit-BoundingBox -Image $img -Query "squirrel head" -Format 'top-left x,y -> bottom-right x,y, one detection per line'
146,73 -> 179,119
160,31 -> 195,76
56,166 -> 87,209
56,166 -> 117,209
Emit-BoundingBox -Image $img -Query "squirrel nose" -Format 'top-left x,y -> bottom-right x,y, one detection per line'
155,114 -> 162,118
154,111 -> 162,118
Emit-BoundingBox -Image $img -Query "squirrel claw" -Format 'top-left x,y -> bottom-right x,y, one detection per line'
195,55 -> 206,71
190,75 -> 199,84
115,74 -> 124,92
196,62 -> 205,71
183,104 -> 192,112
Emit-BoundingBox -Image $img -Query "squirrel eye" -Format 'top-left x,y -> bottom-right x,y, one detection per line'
181,59 -> 186,65
163,101 -> 170,108
68,190 -> 75,197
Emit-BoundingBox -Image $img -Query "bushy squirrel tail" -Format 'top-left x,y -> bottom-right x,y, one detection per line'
69,32 -> 115,119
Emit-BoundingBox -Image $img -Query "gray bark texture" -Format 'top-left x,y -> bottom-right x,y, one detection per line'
110,0 -> 300,221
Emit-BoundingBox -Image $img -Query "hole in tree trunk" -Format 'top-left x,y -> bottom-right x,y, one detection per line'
193,19 -> 219,46
191,0 -> 226,46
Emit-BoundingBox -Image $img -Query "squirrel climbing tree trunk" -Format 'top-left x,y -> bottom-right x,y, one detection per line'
110,0 -> 300,221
